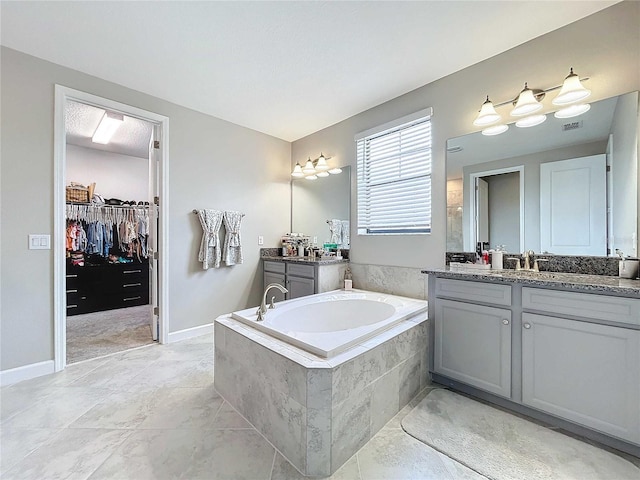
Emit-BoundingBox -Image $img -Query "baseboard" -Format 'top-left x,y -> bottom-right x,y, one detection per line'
0,360 -> 55,387
167,323 -> 214,343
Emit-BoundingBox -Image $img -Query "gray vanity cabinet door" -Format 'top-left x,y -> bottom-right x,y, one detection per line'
434,299 -> 512,398
263,271 -> 286,303
288,275 -> 315,299
522,313 -> 640,444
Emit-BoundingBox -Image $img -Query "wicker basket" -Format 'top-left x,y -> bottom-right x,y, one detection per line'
66,186 -> 89,203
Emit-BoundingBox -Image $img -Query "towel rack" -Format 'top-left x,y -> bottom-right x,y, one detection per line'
193,209 -> 245,217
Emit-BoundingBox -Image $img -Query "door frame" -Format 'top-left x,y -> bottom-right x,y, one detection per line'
467,165 -> 525,253
53,85 -> 170,372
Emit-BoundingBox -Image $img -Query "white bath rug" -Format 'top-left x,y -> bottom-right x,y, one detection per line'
401,389 -> 639,480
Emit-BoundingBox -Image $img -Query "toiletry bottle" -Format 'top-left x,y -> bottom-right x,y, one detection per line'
343,267 -> 353,290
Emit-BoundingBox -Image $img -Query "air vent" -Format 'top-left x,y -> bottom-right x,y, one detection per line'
562,120 -> 583,131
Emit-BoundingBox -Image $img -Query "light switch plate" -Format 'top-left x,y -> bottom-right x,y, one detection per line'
29,234 -> 50,250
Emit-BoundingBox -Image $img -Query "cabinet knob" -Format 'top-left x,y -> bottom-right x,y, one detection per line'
523,323 -> 532,329
502,319 -> 509,325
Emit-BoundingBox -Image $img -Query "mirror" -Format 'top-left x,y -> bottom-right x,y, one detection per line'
447,91 -> 639,257
291,166 -> 351,247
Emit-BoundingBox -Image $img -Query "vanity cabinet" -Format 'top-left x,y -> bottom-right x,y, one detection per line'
263,260 -> 346,301
521,288 -> 640,444
434,298 -> 512,398
429,274 -> 640,450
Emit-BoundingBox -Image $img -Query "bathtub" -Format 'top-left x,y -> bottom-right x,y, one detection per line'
230,289 -> 428,358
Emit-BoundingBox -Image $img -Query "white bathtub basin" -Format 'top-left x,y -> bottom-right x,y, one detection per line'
230,289 -> 428,358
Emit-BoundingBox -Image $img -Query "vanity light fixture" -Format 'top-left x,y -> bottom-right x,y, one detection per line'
302,158 -> 316,175
291,153 -> 342,179
472,67 -> 591,136
515,114 -> 547,128
554,103 -> 591,119
552,68 -> 591,106
92,111 -> 124,144
291,162 -> 305,178
511,83 -> 544,117
473,96 -> 502,126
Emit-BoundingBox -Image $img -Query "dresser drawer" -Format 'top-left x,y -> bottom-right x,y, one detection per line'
435,278 -> 511,306
522,287 -> 640,327
287,263 -> 315,278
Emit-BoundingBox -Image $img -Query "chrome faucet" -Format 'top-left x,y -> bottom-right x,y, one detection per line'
256,283 -> 288,321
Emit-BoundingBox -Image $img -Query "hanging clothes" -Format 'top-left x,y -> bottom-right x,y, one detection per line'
197,209 -> 223,269
222,211 -> 244,266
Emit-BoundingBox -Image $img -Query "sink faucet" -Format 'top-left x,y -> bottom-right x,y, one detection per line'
256,283 -> 288,321
523,250 -> 534,271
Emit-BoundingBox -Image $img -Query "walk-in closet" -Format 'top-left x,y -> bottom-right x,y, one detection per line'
64,100 -> 156,363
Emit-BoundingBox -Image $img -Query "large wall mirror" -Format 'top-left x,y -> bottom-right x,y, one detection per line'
446,91 -> 639,257
291,166 -> 351,247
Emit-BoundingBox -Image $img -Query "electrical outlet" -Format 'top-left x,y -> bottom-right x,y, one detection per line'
258,236 -> 264,245
313,236 -> 318,244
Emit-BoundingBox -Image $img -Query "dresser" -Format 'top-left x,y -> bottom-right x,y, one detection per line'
66,261 -> 150,315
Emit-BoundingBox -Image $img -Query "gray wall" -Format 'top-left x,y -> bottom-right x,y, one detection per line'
1,47 -> 291,370
291,1 -> 640,269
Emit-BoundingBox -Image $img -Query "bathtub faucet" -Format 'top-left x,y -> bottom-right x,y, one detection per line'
256,283 -> 289,321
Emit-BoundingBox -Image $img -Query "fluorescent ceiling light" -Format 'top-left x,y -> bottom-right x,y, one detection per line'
92,111 -> 124,144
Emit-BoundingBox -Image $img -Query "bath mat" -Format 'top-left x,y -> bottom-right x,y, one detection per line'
401,389 -> 639,480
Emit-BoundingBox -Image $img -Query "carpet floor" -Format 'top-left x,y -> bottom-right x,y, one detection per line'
401,388 -> 639,480
66,305 -> 154,364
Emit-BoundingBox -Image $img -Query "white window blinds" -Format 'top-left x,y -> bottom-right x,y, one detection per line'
356,110 -> 432,235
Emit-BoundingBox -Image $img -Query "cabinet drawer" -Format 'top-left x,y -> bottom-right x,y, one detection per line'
287,263 -> 315,278
264,261 -> 286,274
522,287 -> 640,327
435,278 -> 511,306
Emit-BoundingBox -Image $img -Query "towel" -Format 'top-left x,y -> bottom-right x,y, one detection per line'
223,211 -> 244,266
341,220 -> 350,246
197,209 -> 223,269
328,219 -> 342,244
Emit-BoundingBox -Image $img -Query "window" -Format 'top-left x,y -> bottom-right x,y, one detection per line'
356,108 -> 432,235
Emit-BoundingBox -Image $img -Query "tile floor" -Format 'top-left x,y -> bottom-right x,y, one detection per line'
1,334 -> 484,479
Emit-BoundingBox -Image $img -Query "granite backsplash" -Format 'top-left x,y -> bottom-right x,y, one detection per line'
260,247 -> 350,260
445,251 -> 620,276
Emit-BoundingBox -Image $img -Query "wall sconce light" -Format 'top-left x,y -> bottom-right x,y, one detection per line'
92,111 -> 124,144
291,153 -> 341,179
473,68 -> 590,136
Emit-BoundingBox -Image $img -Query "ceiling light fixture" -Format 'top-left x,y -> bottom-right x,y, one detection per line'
92,111 -> 124,144
472,68 -> 591,135
292,153 -> 341,179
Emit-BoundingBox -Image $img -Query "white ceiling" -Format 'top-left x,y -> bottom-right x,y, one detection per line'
66,100 -> 152,158
1,1 -> 619,142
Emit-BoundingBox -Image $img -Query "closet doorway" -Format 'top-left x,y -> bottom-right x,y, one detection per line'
54,86 -> 169,371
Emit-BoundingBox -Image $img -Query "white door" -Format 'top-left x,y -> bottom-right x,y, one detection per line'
476,177 -> 489,246
540,154 -> 606,255
148,125 -> 159,340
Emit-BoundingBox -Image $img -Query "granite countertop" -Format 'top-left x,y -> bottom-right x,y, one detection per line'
423,268 -> 640,297
261,255 -> 349,266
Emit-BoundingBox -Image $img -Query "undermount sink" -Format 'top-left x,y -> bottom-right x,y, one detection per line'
496,270 -> 568,280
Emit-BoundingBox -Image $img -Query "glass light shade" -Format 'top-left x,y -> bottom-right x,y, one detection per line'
305,174 -> 317,180
302,158 -> 316,174
511,84 -> 543,117
315,153 -> 330,171
291,163 -> 304,177
328,167 -> 342,174
516,114 -> 547,128
92,111 -> 124,144
552,68 -> 591,106
481,124 -> 509,136
316,171 -> 330,177
554,103 -> 591,119
473,97 -> 502,126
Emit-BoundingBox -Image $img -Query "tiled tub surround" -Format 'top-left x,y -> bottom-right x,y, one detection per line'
214,301 -> 429,477
446,252 -> 621,276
